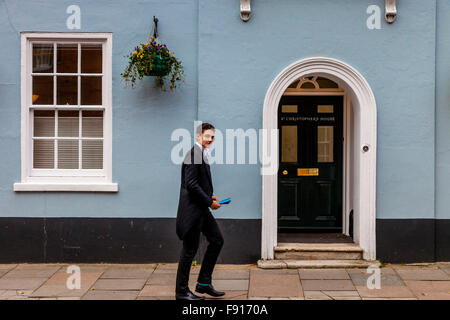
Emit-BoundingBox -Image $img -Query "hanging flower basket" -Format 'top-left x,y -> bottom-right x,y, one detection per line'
146,55 -> 169,77
121,37 -> 184,90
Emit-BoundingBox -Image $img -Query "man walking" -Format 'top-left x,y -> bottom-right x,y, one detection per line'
175,122 -> 225,300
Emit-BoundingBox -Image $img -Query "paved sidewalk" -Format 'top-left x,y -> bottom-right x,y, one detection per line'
0,262 -> 449,300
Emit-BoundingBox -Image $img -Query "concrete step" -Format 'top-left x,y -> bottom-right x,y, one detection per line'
274,243 -> 363,260
257,259 -> 380,269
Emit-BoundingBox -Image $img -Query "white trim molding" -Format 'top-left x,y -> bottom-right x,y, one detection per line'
261,57 -> 377,260
14,182 -> 118,192
16,32 -> 117,192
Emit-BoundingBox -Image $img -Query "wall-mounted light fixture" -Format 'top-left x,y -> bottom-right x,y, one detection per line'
385,0 -> 397,24
240,0 -> 251,22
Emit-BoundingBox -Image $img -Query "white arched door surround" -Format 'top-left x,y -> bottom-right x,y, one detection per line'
261,57 -> 377,261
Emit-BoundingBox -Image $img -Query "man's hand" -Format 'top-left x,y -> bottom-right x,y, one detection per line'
212,195 -> 219,202
210,200 -> 221,210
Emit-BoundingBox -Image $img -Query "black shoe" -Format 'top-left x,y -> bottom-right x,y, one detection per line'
195,283 -> 225,297
176,290 -> 205,300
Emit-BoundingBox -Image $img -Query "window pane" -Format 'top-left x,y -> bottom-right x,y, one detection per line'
32,76 -> 53,105
288,80 -> 300,89
300,82 -> 315,89
318,105 -> 334,113
33,44 -> 53,73
58,140 -> 79,169
81,44 -> 102,73
81,77 -> 102,105
33,140 -> 54,168
318,126 -> 334,163
58,110 -> 79,137
34,110 -> 55,137
317,77 -> 339,89
82,111 -> 103,137
57,76 -> 77,105
281,105 -> 298,113
82,140 -> 103,169
281,125 -> 298,163
57,44 -> 78,73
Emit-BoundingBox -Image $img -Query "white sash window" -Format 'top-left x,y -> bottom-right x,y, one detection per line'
14,33 -> 117,192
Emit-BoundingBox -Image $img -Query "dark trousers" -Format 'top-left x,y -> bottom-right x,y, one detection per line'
175,212 -> 224,294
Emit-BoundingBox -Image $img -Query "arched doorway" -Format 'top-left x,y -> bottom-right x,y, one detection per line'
261,57 -> 377,261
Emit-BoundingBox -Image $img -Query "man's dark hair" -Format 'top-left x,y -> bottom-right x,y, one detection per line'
196,122 -> 215,136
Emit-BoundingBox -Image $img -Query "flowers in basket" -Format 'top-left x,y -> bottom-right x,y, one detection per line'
121,37 -> 184,90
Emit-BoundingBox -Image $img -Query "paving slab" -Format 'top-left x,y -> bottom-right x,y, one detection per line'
348,268 -> 404,286
147,273 -> 176,285
0,277 -> 48,290
153,263 -> 201,274
362,298 -> 418,300
0,265 -> 17,277
2,264 -> 62,278
404,280 -> 450,300
211,279 -> 249,291
212,269 -> 249,280
323,290 -> 360,298
137,296 -> 175,300
394,267 -> 450,281
304,291 -> 332,300
82,290 -> 139,300
248,273 -> 302,298
356,285 -> 415,298
139,285 -> 175,297
92,278 -> 147,291
347,267 -> 397,275
195,290 -> 248,300
220,290 -> 248,300
301,279 -> 355,291
146,272 -> 197,287
30,271 -> 102,298
100,265 -> 156,279
299,269 -> 349,280
0,264 -> 18,270
215,264 -> 254,270
251,268 -> 299,275
439,266 -> 450,277
59,264 -> 111,273
1,289 -> 33,298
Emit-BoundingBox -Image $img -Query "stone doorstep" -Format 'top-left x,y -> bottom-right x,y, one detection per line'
275,243 -> 364,252
275,251 -> 362,260
257,259 -> 380,269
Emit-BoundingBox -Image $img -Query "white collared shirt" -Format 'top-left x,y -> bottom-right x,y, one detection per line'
196,142 -> 210,163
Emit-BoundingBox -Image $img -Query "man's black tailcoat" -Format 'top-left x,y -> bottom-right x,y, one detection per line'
176,144 -> 214,240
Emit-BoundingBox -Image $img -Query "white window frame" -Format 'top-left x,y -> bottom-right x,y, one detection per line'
14,32 -> 117,192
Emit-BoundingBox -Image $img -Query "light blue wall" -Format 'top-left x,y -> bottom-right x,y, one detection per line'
436,0 -> 450,219
0,0 -> 445,220
198,0 -> 436,219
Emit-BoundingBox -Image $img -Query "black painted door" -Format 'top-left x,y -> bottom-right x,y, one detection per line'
277,95 -> 343,231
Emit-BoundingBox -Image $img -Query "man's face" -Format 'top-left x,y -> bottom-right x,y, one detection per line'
197,129 -> 215,148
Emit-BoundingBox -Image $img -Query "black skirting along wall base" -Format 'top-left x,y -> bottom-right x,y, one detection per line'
0,218 -> 261,264
0,218 -> 448,263
376,219 -> 450,263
